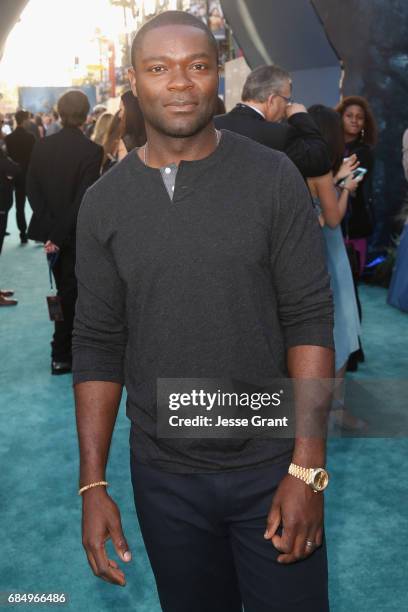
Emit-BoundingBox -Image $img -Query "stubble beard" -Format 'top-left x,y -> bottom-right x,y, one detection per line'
142,104 -> 215,139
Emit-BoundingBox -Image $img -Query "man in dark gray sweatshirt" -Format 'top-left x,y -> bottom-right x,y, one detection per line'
73,11 -> 334,612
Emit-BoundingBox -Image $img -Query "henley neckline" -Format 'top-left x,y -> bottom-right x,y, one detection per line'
132,129 -> 229,176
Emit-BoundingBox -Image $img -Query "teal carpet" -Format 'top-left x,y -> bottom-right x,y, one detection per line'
1,213 -> 407,611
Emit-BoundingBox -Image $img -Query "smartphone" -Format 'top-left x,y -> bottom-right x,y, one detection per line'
352,167 -> 367,180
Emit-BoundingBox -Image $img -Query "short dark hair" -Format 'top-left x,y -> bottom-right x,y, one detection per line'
131,10 -> 218,68
242,65 -> 291,102
335,95 -> 378,147
308,104 -> 344,174
15,110 -> 29,125
57,90 -> 90,128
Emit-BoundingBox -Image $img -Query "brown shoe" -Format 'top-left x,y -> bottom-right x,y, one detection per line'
0,294 -> 18,306
0,289 -> 15,297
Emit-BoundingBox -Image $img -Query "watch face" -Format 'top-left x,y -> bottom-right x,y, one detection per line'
312,469 -> 329,491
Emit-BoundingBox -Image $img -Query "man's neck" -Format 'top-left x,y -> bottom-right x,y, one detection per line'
241,101 -> 265,119
138,122 -> 218,168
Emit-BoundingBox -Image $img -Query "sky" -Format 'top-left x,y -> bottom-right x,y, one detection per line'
0,0 -> 127,87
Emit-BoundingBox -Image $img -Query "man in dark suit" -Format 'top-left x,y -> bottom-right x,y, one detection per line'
27,90 -> 103,375
5,110 -> 36,243
214,65 -> 330,178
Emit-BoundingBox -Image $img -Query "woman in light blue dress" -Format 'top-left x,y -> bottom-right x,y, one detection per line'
307,105 -> 365,430
388,221 -> 408,312
388,132 -> 408,312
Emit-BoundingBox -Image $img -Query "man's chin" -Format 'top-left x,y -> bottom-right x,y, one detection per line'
152,115 -> 213,139
162,124 -> 205,138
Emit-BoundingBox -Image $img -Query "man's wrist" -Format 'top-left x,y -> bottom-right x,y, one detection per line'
292,439 -> 326,468
81,486 -> 109,500
79,469 -> 107,489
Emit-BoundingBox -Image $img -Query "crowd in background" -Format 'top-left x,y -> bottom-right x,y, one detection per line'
1,63 -> 407,423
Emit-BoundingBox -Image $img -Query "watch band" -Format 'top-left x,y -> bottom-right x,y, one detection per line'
288,463 -> 314,485
288,463 -> 329,492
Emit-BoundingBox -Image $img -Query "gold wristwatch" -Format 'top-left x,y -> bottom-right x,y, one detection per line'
288,463 -> 329,493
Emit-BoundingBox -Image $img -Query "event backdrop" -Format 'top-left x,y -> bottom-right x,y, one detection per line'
18,86 -> 97,114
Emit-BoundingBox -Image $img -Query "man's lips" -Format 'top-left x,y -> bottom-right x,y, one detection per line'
164,101 -> 198,111
165,100 -> 198,106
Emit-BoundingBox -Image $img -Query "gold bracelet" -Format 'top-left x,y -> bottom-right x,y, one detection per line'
78,481 -> 109,496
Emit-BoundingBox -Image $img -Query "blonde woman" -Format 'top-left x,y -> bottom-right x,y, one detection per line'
91,111 -> 113,146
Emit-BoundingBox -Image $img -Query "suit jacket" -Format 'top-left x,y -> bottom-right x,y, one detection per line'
26,126 -> 103,246
5,127 -> 36,175
214,104 -> 331,178
0,150 -> 20,212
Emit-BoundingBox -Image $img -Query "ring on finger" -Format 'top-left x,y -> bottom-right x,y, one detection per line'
305,539 -> 315,548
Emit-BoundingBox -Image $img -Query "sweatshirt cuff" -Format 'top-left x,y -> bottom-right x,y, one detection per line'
72,369 -> 124,386
283,323 -> 334,351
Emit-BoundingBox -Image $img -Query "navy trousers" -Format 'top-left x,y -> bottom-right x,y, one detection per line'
130,451 -> 329,612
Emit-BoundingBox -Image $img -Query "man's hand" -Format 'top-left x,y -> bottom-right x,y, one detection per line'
44,240 -> 60,254
285,103 -> 307,119
81,487 -> 132,586
264,474 -> 324,564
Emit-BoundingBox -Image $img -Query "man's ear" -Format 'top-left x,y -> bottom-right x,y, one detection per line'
127,67 -> 138,97
267,94 -> 275,108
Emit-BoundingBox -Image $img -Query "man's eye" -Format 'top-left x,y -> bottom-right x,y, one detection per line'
192,63 -> 207,71
150,66 -> 166,73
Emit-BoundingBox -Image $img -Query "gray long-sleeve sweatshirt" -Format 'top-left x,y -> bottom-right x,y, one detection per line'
72,129 -> 333,473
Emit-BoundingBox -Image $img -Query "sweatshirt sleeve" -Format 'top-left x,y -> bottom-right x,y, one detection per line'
72,191 -> 127,385
270,156 -> 334,350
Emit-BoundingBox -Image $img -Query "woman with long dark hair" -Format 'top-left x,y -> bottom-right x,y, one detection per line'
34,114 -> 45,138
335,96 -> 378,276
118,90 -> 146,159
101,93 -> 146,171
307,104 -> 366,430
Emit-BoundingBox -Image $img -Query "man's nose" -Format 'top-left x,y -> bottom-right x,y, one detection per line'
167,67 -> 193,90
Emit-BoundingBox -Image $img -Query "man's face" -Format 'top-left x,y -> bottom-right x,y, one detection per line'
128,25 -> 219,138
265,79 -> 292,122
